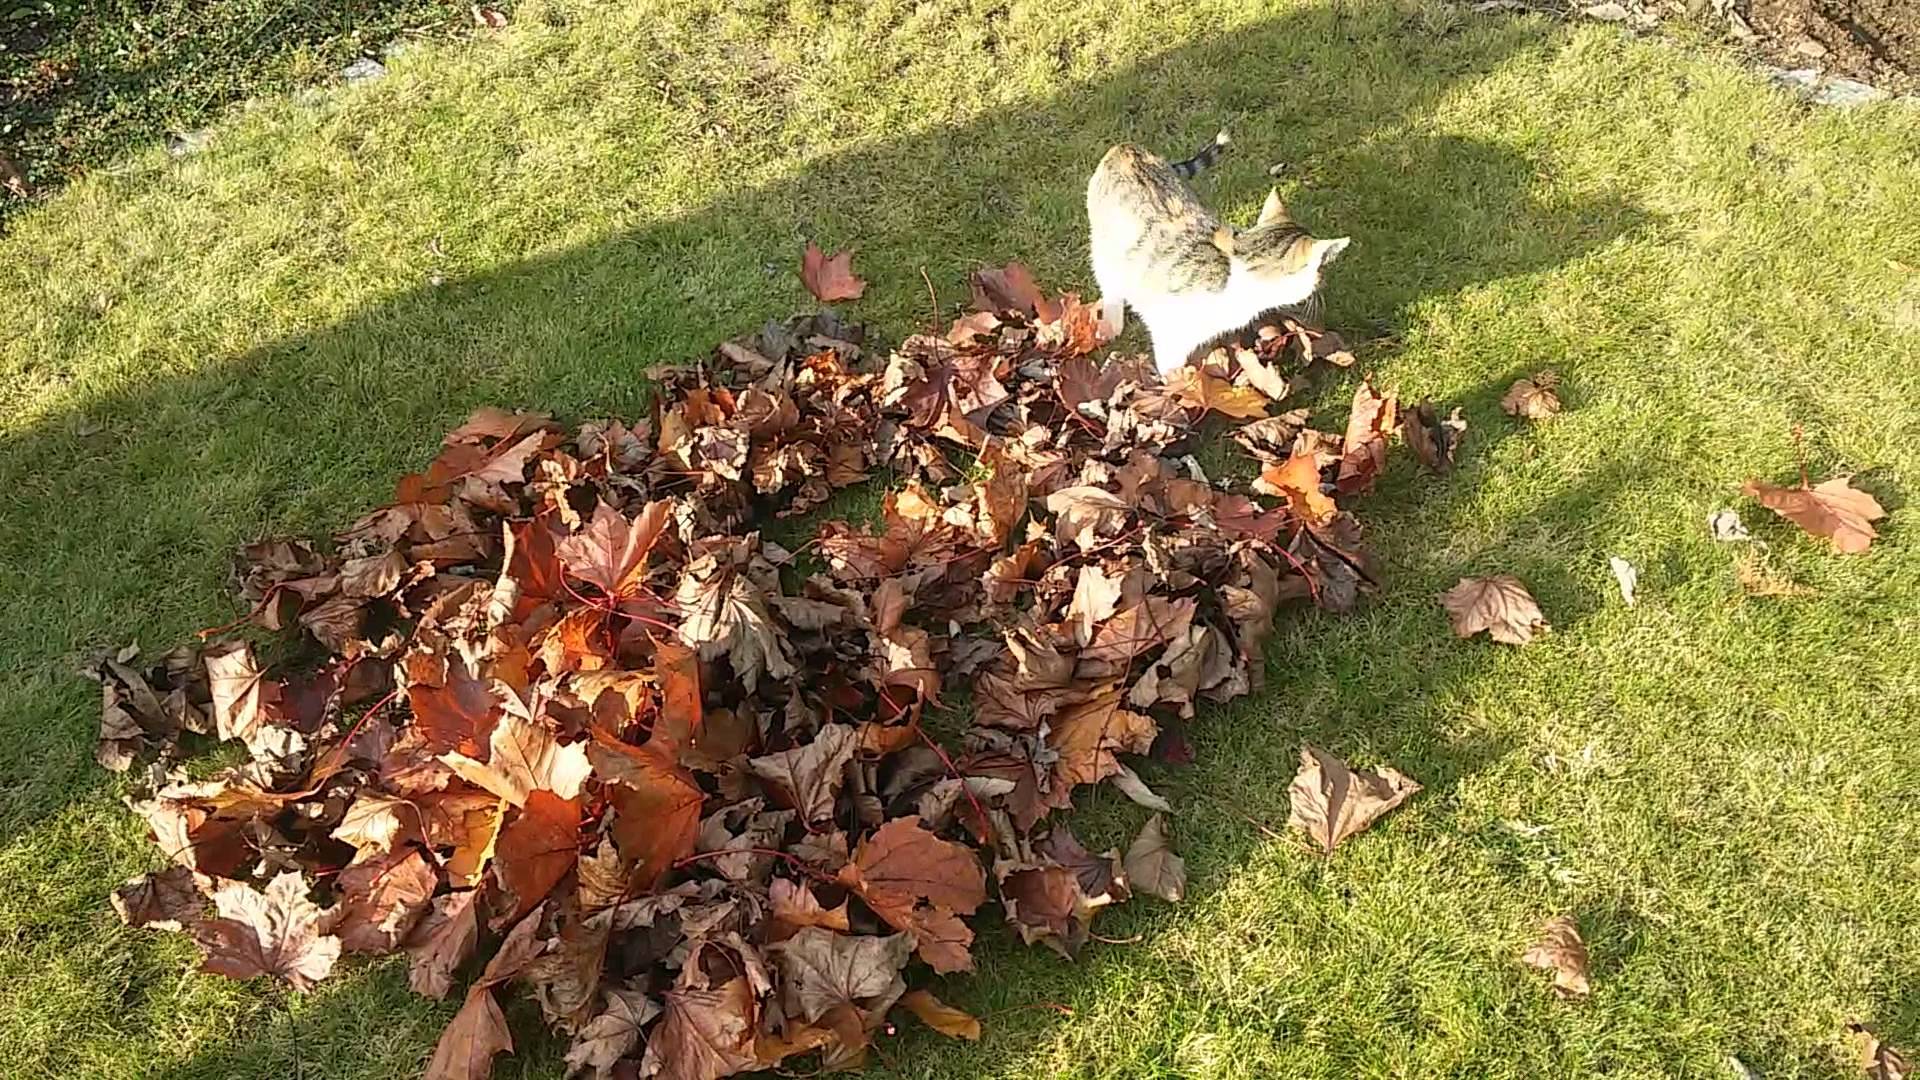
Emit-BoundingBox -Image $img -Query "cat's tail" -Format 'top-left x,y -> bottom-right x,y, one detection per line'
1170,130 -> 1231,178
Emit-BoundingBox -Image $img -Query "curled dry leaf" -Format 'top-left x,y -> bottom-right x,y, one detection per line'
1286,745 -> 1421,855
1608,556 -> 1638,606
1742,475 -> 1886,554
1520,914 -> 1592,998
1850,1022 -> 1913,1080
1501,372 -> 1561,420
899,988 -> 981,1040
1440,575 -> 1548,645
1404,400 -> 1467,474
800,241 -> 867,303
1123,813 -> 1186,902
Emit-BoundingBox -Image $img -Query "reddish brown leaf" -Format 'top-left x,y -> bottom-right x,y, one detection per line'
1743,475 -> 1886,554
1335,378 -> 1398,494
494,789 -> 581,920
1047,687 -> 1158,790
800,242 -> 867,303
970,262 -> 1057,320
595,734 -> 705,891
768,877 -> 852,943
1254,450 -> 1336,527
332,849 -> 437,954
1164,365 -> 1269,419
1404,400 -> 1467,475
111,866 -> 206,931
423,986 -> 514,1080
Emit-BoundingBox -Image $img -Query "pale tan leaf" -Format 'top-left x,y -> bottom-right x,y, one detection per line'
1521,914 -> 1592,998
1440,575 -> 1548,645
1286,745 -> 1420,855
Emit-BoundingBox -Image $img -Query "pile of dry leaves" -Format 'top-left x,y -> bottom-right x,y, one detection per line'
88,258 -> 1443,1080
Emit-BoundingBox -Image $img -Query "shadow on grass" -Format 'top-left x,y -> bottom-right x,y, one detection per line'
0,4 -> 1664,1076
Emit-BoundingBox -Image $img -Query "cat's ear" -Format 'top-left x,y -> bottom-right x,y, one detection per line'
1210,226 -> 1237,256
1257,187 -> 1292,226
1310,236 -> 1351,267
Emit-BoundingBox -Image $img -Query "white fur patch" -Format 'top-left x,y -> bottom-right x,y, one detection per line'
1128,264 -> 1321,374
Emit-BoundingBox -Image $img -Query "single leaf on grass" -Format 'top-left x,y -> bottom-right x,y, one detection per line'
1521,914 -> 1592,998
112,866 -> 206,931
1404,400 -> 1467,474
1742,475 -> 1886,554
405,889 -> 481,999
1286,745 -> 1421,855
189,872 -> 341,991
1501,372 -> 1561,419
899,988 -> 981,1040
1123,813 -> 1186,901
1849,1023 -> 1913,1080
1440,575 -> 1548,645
800,242 -> 867,303
970,262 -> 1057,319
494,789 -> 581,920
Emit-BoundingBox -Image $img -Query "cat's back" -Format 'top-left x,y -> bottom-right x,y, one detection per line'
1088,144 -> 1213,230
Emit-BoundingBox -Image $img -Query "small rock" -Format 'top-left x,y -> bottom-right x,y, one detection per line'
1726,11 -> 1757,39
1472,0 -> 1532,11
1727,1055 -> 1760,1080
341,57 -> 387,84
1708,509 -> 1751,542
1583,2 -> 1632,20
1811,77 -> 1887,107
1790,36 -> 1828,60
166,129 -> 212,157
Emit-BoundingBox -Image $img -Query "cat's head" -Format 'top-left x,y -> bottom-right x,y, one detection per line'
1211,188 -> 1349,305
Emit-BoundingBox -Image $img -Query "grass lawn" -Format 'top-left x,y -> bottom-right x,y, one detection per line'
1,0 -> 489,206
3,0 -> 1919,1076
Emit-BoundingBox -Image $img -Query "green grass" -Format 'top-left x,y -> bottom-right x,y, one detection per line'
3,0 -> 1920,1077
0,0 -> 489,203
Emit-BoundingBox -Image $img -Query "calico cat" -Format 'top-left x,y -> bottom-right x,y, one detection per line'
1087,130 -> 1350,374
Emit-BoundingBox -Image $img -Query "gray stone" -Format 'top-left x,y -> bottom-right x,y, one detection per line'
166,129 -> 212,157
341,57 -> 387,84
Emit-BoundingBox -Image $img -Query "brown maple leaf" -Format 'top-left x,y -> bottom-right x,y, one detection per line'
557,500 -> 672,598
331,848 -> 437,954
564,987 -> 659,1080
970,262 -> 1058,320
1440,575 -> 1549,645
645,974 -> 760,1080
1046,485 -> 1132,553
899,988 -> 981,1041
203,641 -> 285,753
1286,745 -> 1421,855
1047,687 -> 1158,790
423,905 -> 550,1079
440,708 -> 592,807
997,862 -> 1106,958
746,722 -> 858,824
1520,914 -> 1592,998
838,816 -> 985,972
800,242 -> 867,303
593,733 -> 705,891
1742,475 -> 1886,554
1404,400 -> 1467,475
112,866 -> 207,931
1501,372 -> 1561,420
672,555 -> 797,690
494,789 -> 581,920
1122,813 -> 1186,902
770,926 -> 911,1024
189,872 -> 341,991
768,877 -> 852,943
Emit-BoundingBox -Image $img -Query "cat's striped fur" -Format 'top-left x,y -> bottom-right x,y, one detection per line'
1087,131 -> 1350,374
